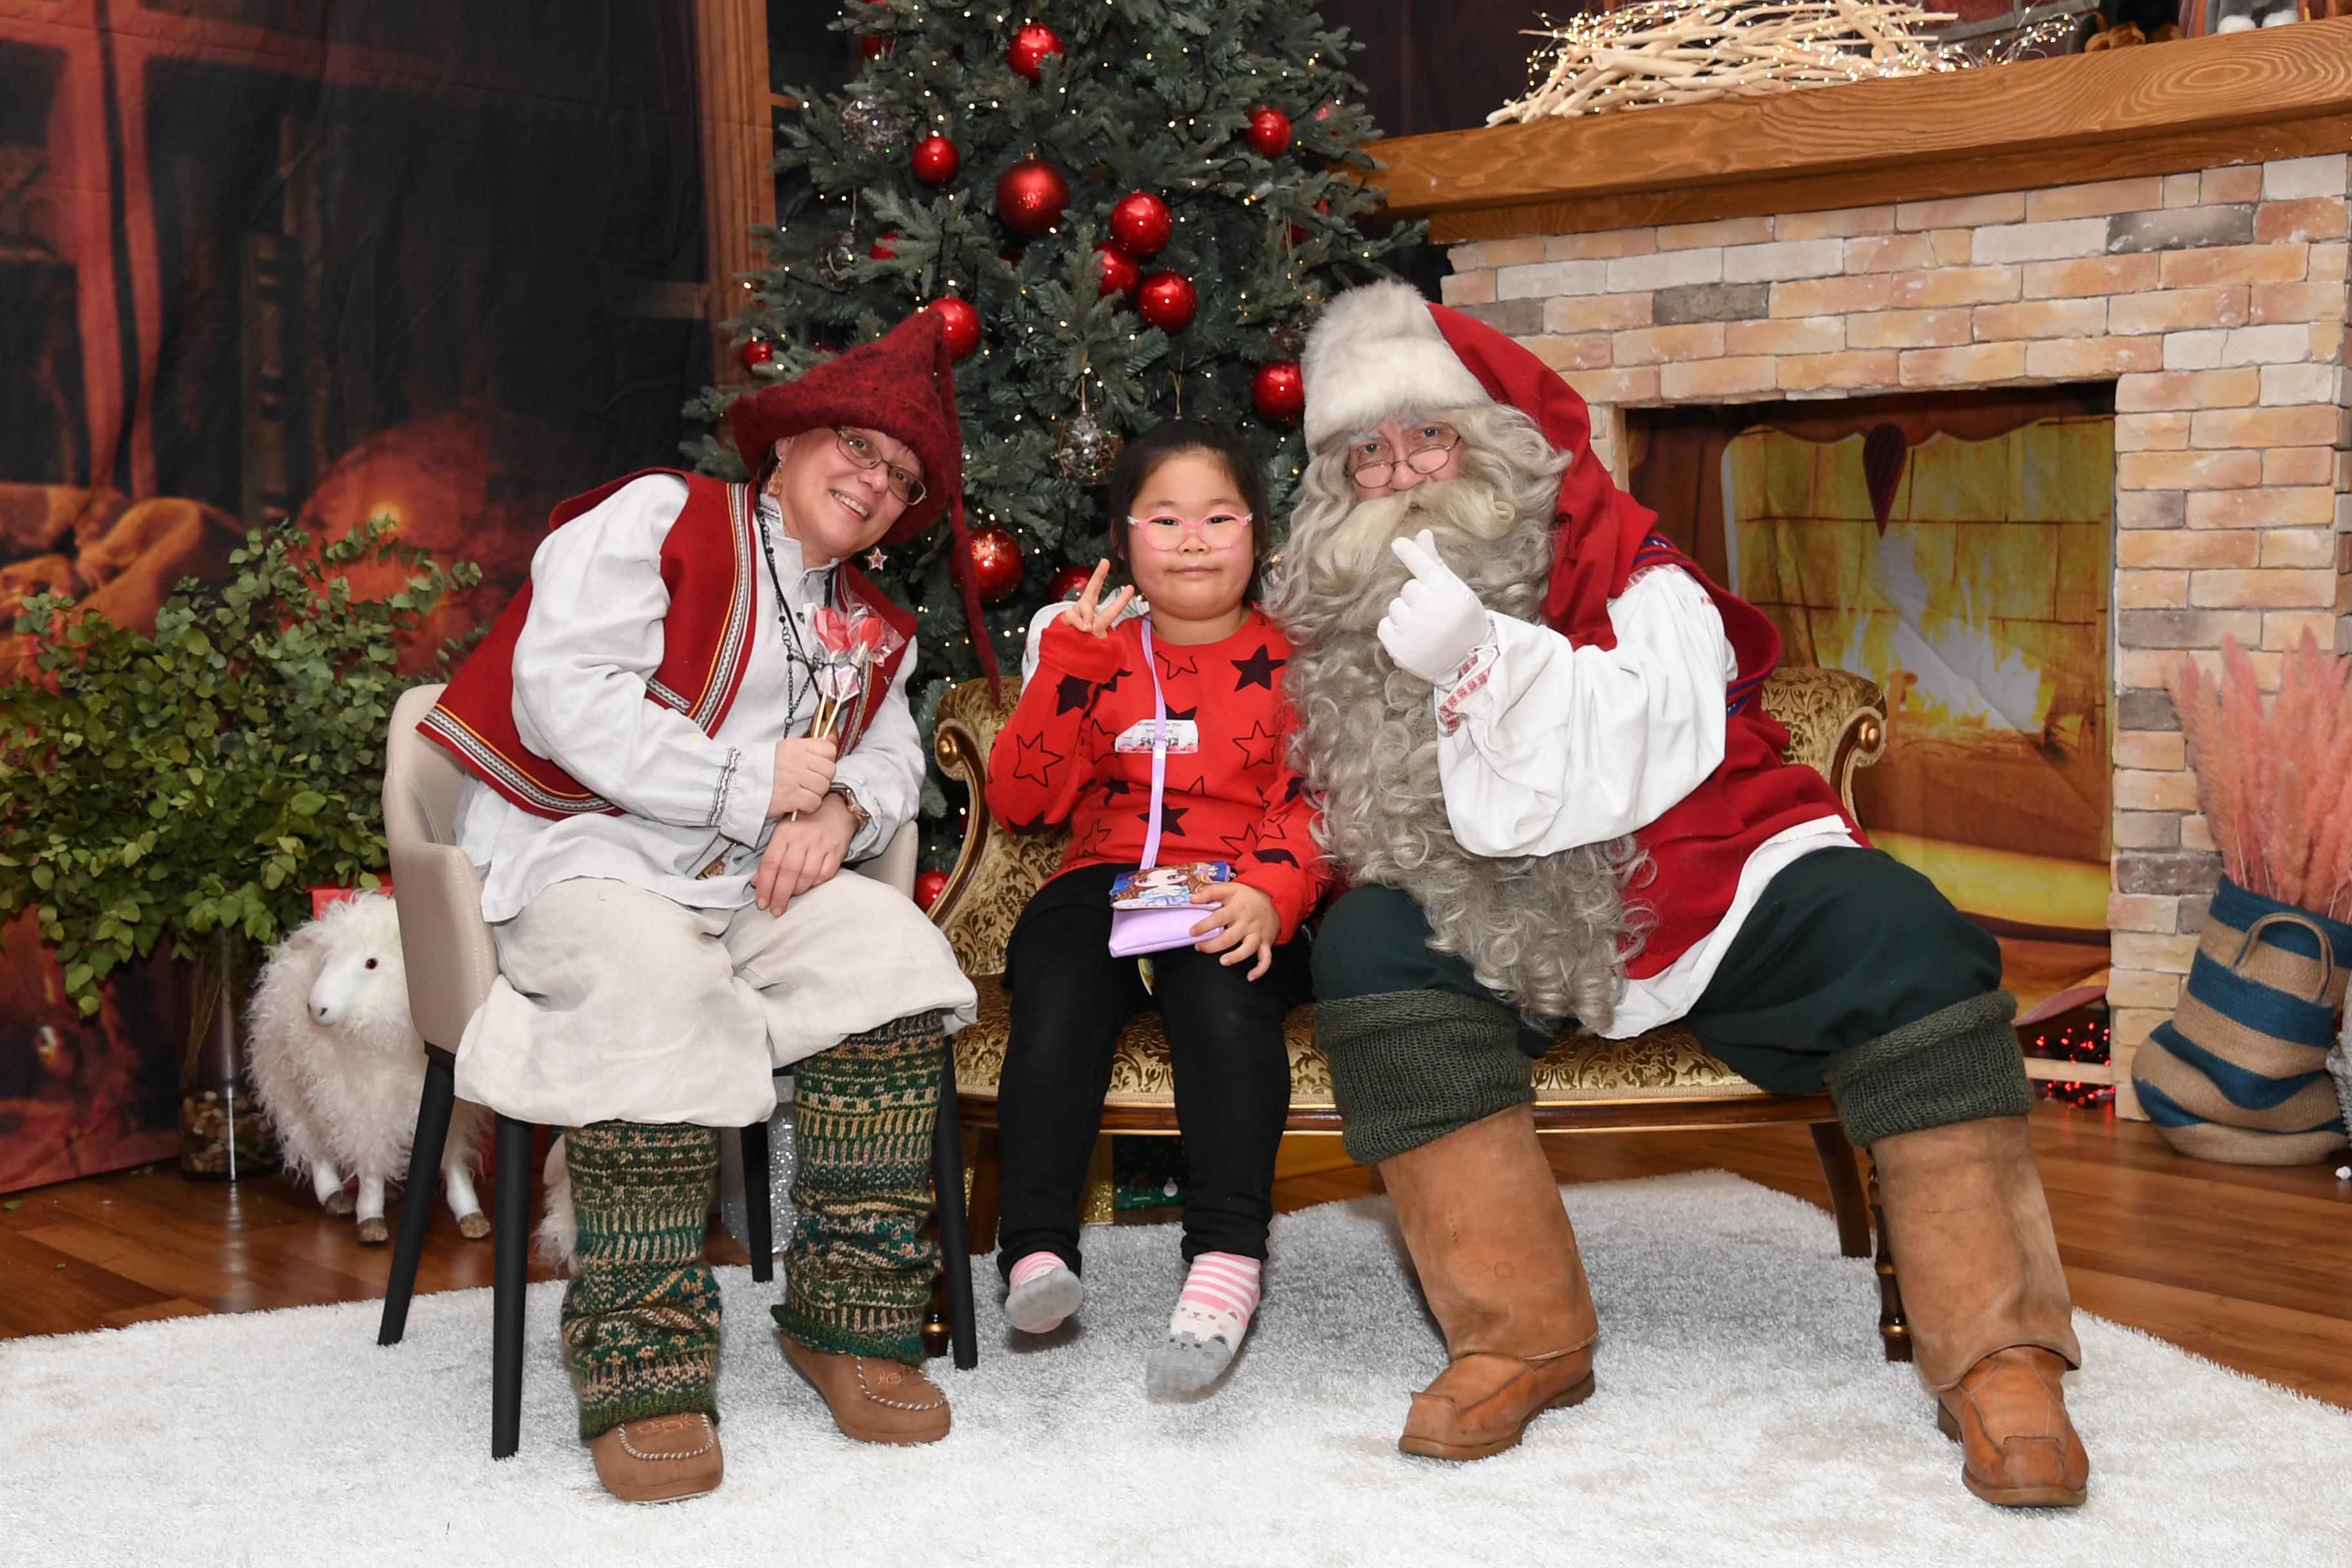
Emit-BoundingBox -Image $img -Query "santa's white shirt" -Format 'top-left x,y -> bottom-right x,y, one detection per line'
1436,563 -> 1861,1037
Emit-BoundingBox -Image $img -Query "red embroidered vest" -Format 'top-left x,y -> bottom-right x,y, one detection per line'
422,469 -> 916,819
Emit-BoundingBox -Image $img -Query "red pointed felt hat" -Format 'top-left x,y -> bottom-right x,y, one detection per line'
727,307 -> 997,681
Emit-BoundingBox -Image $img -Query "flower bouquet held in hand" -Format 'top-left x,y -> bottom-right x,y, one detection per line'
2131,632 -> 2352,1164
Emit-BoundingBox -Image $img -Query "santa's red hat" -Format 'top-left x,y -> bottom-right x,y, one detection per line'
1297,279 -> 1658,649
727,307 -> 997,682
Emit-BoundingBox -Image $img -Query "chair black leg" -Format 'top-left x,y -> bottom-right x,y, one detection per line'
932,1047 -> 978,1370
491,1114 -> 534,1459
741,1117 -> 774,1284
378,1047 -> 458,1347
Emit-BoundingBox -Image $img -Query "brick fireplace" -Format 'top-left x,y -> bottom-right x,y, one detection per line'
1372,25 -> 2352,1113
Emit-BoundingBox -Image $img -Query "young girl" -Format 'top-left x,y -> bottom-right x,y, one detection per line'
985,419 -> 1326,1395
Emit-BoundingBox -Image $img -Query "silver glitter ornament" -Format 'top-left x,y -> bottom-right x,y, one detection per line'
838,95 -> 906,154
817,230 -> 861,284
1054,411 -> 1122,484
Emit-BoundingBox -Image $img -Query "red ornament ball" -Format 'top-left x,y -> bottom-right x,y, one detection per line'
910,133 -> 960,185
739,338 -> 776,372
995,158 -> 1070,237
1251,359 -> 1305,424
926,297 -> 981,359
1050,562 -> 1096,600
968,525 -> 1024,602
858,33 -> 892,58
1093,243 -> 1140,298
1136,271 -> 1197,333
1005,21 -> 1065,81
868,231 -> 900,260
1109,191 -> 1173,257
915,868 -> 950,912
1246,107 -> 1293,157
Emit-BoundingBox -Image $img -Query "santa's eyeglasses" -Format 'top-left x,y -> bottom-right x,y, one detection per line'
1343,422 -> 1460,487
832,427 -> 927,505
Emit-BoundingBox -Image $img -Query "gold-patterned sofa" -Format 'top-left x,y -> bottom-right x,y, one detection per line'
929,664 -> 1909,1358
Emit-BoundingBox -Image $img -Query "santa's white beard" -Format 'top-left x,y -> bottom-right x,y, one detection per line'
1270,474 -> 1647,1030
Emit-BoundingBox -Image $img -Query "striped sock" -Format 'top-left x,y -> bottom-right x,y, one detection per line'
1146,1251 -> 1261,1396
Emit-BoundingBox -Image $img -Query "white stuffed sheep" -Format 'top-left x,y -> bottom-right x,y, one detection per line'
247,892 -> 490,1245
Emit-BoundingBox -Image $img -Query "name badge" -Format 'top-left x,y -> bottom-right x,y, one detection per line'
1113,717 -> 1199,754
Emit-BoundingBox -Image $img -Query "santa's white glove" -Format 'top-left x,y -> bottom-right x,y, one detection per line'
1377,530 -> 1493,685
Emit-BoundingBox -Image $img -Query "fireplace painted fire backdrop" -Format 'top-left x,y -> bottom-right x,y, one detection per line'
1631,389 -> 2115,939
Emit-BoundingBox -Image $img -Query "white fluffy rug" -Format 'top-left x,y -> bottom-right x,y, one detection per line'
5,1171 -> 2347,1567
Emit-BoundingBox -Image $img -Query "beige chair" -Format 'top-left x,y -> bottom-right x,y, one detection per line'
373,682 -> 970,1459
929,665 -> 1919,1362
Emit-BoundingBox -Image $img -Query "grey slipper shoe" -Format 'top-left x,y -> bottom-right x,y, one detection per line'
1004,1265 -> 1084,1334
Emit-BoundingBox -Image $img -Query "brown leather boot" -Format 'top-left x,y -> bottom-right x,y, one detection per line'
1380,1104 -> 1598,1461
1872,1115 -> 2088,1508
584,1413 -> 723,1504
781,1335 -> 952,1445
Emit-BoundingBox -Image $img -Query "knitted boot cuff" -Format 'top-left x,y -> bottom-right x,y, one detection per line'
1317,990 -> 1533,1166
1823,990 -> 2032,1149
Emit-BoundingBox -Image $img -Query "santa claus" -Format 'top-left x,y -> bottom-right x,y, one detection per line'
1267,282 -> 2086,1508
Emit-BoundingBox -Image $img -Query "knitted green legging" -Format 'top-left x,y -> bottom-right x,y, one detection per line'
772,1012 -> 945,1362
559,1121 -> 722,1440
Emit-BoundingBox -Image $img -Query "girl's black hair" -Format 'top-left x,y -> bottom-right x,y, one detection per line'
1102,418 -> 1273,588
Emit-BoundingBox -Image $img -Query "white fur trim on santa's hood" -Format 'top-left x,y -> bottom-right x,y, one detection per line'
1299,279 -> 1491,449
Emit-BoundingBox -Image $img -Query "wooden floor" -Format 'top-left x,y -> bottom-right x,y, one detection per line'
6,1104 -> 2349,1407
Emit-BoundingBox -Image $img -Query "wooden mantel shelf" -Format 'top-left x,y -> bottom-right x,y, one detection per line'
1371,20 -> 2352,241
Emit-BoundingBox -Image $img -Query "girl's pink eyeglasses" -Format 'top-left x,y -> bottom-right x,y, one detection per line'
1124,511 -> 1252,551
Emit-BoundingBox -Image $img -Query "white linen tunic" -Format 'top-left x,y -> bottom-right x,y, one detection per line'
450,475 -> 975,1128
1434,564 -> 1859,1038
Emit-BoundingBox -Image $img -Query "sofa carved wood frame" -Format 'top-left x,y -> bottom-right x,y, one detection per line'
928,665 -> 1916,1362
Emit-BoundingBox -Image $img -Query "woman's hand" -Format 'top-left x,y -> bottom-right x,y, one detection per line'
768,735 -> 838,819
752,794 -> 857,912
1190,882 -> 1281,980
1063,560 -> 1136,639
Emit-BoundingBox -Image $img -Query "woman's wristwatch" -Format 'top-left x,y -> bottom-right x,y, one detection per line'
827,781 -> 872,834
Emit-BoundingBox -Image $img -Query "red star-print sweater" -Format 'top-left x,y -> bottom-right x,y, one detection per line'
986,607 -> 1328,942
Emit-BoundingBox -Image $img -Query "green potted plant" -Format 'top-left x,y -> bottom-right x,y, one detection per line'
0,518 -> 476,1178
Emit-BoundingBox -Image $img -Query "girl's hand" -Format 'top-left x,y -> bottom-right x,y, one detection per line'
1190,882 -> 1281,980
1063,560 -> 1136,640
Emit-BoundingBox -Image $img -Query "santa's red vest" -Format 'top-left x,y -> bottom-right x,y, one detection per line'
422,469 -> 915,820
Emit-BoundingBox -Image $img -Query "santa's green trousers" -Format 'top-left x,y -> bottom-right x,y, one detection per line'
559,1013 -> 946,1439
1311,846 -> 2031,1166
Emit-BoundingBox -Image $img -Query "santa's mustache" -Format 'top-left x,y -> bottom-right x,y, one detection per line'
1293,476 -> 1518,609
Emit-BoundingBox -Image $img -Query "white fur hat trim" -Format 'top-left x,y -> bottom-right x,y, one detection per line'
1299,280 -> 1491,449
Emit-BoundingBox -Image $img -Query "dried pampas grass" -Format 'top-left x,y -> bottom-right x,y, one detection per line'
2171,632 -> 2352,921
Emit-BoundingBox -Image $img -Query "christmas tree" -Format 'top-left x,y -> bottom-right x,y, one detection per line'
686,0 -> 1421,871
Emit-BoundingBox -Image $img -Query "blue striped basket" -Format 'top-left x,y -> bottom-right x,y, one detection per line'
2133,877 -> 2352,1165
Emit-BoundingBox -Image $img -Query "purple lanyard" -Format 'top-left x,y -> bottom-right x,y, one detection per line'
1138,617 -> 1170,871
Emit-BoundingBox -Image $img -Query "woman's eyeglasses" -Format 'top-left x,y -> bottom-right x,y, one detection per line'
1344,422 -> 1460,487
1124,511 -> 1253,551
833,427 -> 927,505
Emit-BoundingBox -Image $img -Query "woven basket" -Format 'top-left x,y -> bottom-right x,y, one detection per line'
2133,877 -> 2352,1165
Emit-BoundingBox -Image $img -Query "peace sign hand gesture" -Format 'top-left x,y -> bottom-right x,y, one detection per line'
1063,560 -> 1137,640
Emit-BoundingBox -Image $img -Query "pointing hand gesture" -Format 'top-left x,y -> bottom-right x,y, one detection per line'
1377,529 -> 1491,685
1063,560 -> 1137,640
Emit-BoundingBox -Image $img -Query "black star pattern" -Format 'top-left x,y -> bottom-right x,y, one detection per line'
1253,848 -> 1300,867
1055,674 -> 1092,715
1218,826 -> 1257,859
1163,702 -> 1199,723
1003,812 -> 1053,835
1230,720 -> 1282,771
1154,651 -> 1199,680
1146,802 -> 1190,837
1284,775 -> 1306,801
1099,778 -> 1132,801
1097,665 -> 1129,695
1010,732 -> 1064,789
1230,643 -> 1286,691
